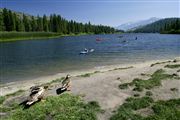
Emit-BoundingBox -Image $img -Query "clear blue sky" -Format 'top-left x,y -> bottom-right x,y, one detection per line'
1,0 -> 179,26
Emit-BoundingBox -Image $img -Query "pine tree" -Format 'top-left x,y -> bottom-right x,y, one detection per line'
23,14 -> 31,32
3,8 -> 11,31
37,15 -> 43,31
0,12 -> 5,31
31,16 -> 37,31
9,10 -> 16,31
43,15 -> 48,32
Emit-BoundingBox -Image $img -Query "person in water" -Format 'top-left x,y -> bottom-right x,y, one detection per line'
62,74 -> 71,91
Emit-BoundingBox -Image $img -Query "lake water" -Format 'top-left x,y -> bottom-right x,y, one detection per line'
0,33 -> 180,83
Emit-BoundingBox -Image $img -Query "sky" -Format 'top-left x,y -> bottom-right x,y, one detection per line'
1,0 -> 179,27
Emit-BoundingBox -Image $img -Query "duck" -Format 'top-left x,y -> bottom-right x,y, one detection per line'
61,74 -> 71,90
26,86 -> 48,105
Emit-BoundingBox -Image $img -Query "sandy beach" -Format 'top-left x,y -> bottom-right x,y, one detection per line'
1,57 -> 179,96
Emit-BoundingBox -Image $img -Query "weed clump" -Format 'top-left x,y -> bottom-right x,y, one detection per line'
165,64 -> 180,69
119,69 -> 176,92
145,91 -> 153,96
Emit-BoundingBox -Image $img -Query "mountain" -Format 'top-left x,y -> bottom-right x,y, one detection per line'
116,17 -> 161,31
132,18 -> 180,33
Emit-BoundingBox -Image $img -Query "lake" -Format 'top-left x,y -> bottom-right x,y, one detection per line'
0,33 -> 180,83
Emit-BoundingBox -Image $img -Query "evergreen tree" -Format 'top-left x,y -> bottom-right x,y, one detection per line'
43,15 -> 48,32
9,10 -> 16,31
0,12 -> 5,31
0,8 -> 116,34
23,14 -> 31,32
3,8 -> 11,31
31,16 -> 37,31
37,15 -> 43,31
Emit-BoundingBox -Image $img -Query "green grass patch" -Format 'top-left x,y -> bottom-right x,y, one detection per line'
165,64 -> 180,69
110,97 -> 153,120
134,93 -> 140,97
0,96 -> 6,104
150,61 -> 171,67
0,90 -> 25,105
112,66 -> 134,71
49,77 -> 65,84
145,91 -> 153,96
119,69 -> 176,92
148,99 -> 180,120
119,83 -> 129,89
110,97 -> 180,120
0,32 -> 92,42
5,94 -> 100,120
5,90 -> 25,98
0,32 -> 63,42
77,71 -> 102,78
79,73 -> 92,77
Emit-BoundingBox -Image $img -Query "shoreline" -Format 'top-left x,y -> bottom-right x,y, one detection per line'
0,32 -> 95,43
1,57 -> 179,96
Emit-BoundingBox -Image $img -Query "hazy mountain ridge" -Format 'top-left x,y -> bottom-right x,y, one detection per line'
116,17 -> 161,31
132,18 -> 180,33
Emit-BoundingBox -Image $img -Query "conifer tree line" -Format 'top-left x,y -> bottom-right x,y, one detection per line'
0,8 -> 115,34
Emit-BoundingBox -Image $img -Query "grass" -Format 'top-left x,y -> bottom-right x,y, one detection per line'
3,94 -> 101,120
113,66 -> 133,71
78,71 -> 101,77
110,97 -> 154,120
41,77 -> 65,87
148,99 -> 180,120
119,69 -> 176,92
0,90 -> 25,105
110,97 -> 180,120
0,96 -> 6,104
108,66 -> 133,72
5,90 -> 25,98
0,32 -> 91,42
119,83 -> 129,89
134,93 -> 140,97
145,91 -> 153,96
0,32 -> 63,42
150,61 -> 171,67
79,73 -> 92,77
170,88 -> 178,92
165,64 -> 180,69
